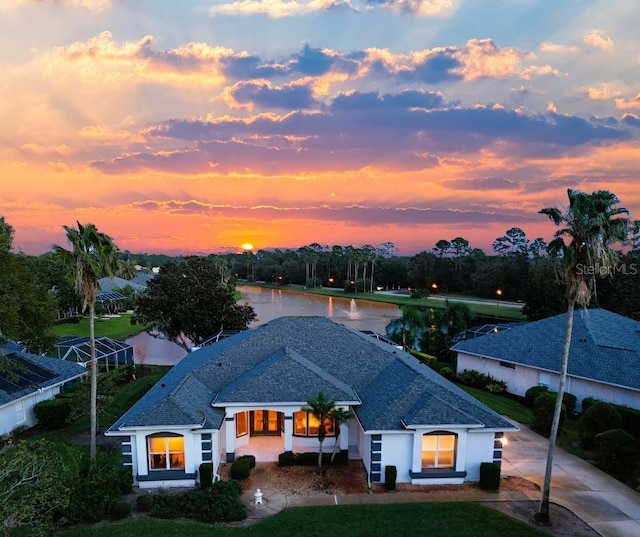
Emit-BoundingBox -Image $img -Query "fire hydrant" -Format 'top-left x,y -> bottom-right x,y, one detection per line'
254,488 -> 263,506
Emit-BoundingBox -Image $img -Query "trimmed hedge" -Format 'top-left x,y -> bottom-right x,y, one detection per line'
34,397 -> 74,429
578,402 -> 623,450
199,462 -> 213,489
581,397 -> 640,439
594,429 -> 640,477
531,392 -> 565,437
143,480 -> 245,523
479,462 -> 500,491
277,451 -> 348,467
230,456 -> 253,481
384,465 -> 397,491
524,385 -> 549,408
457,369 -> 507,394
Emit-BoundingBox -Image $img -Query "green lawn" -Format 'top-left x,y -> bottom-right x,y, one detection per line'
50,313 -> 146,340
456,385 -> 533,424
60,502 -> 549,537
241,283 -> 526,321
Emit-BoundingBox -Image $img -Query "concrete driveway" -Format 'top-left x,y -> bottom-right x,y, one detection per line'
501,421 -> 640,537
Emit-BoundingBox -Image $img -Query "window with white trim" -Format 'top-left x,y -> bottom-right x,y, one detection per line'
293,410 -> 335,437
421,432 -> 456,469
236,411 -> 248,437
147,434 -> 185,471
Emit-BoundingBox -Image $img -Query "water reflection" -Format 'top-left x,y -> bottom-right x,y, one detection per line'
237,286 -> 400,334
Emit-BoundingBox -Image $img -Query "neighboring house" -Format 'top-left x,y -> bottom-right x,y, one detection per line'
55,336 -> 134,368
0,343 -> 86,436
106,316 -> 516,489
452,308 -> 640,411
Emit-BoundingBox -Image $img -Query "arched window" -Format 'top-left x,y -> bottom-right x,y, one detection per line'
421,432 -> 457,469
147,433 -> 185,471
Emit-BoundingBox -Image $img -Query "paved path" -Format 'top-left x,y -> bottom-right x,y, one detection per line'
241,421 -> 640,537
501,422 -> 640,537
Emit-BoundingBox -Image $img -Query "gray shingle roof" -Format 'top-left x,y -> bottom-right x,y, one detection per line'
0,345 -> 86,407
452,308 -> 640,391
108,316 -> 513,433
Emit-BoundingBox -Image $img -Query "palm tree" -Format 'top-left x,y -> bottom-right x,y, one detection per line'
536,189 -> 629,522
53,222 -> 120,462
304,391 -> 336,476
329,407 -> 355,463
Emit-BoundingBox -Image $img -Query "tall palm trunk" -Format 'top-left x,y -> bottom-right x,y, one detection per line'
538,300 -> 574,520
89,302 -> 98,461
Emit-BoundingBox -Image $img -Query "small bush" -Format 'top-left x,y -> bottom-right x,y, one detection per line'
136,494 -> 154,512
531,392 -> 565,437
116,466 -> 133,494
294,452 -> 319,466
438,366 -> 455,379
581,397 -> 601,413
111,500 -> 131,520
614,405 -> 640,438
34,397 -> 73,429
410,350 -> 437,366
524,385 -> 548,408
237,454 -> 256,469
384,465 -> 397,491
457,369 -> 506,393
479,462 -> 500,491
579,402 -> 623,450
562,392 -> 577,416
278,451 -> 295,466
230,457 -> 251,480
595,429 -> 640,477
200,462 -> 213,489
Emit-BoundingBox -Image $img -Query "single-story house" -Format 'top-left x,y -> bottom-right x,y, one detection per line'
55,336 -> 134,368
0,343 -> 86,436
106,316 -> 516,489
452,308 -> 640,411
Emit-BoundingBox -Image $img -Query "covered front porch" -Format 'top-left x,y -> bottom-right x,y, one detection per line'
223,406 -> 351,463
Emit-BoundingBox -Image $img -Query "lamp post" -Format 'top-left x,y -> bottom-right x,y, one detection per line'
496,288 -> 503,306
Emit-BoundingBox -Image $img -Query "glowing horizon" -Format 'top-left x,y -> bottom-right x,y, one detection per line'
1,1 -> 638,257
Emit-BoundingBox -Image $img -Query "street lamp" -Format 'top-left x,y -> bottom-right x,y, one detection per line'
496,288 -> 503,306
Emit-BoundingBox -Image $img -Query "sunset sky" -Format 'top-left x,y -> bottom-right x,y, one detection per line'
1,0 -> 638,256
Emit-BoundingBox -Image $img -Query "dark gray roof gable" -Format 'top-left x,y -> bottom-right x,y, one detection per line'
108,316 -> 513,434
452,308 -> 640,391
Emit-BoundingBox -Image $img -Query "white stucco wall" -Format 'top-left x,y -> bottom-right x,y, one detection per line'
0,385 -> 62,436
457,351 -> 640,410
464,430 -> 498,481
379,432 -> 413,483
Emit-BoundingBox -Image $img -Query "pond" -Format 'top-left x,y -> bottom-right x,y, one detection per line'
237,285 -> 401,335
126,286 -> 401,365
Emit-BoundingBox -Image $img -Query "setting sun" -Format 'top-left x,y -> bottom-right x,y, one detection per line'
241,243 -> 254,251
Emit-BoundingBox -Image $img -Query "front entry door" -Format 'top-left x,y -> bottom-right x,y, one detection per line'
250,410 -> 282,436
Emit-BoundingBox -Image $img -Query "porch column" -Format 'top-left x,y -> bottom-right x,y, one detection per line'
340,422 -> 349,451
284,413 -> 293,451
225,415 -> 235,463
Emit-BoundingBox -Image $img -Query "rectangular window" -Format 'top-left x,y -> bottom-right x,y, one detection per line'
148,435 -> 185,471
236,412 -> 248,437
421,433 -> 456,469
499,361 -> 515,369
293,410 -> 336,437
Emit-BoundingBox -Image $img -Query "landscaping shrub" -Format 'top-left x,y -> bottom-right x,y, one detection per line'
457,369 -> 507,394
562,392 -> 577,416
63,451 -> 129,525
594,429 -> 640,477
613,405 -> 640,439
531,392 -> 565,437
146,480 -> 246,523
524,385 -> 548,408
578,402 -> 623,450
136,494 -> 154,512
438,366 -> 455,379
116,466 -> 133,494
581,396 -> 601,413
237,454 -> 256,468
34,397 -> 73,429
410,350 -> 437,367
200,462 -> 213,489
111,500 -> 132,520
384,465 -> 397,491
278,451 -> 295,466
479,462 -> 500,491
230,457 -> 252,480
